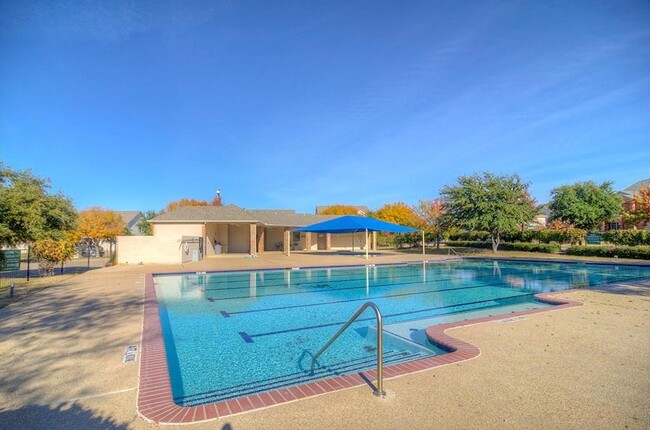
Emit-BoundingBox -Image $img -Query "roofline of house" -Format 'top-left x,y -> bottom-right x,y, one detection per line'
151,219 -> 259,224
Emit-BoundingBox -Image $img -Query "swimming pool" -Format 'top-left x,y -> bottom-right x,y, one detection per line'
150,259 -> 650,412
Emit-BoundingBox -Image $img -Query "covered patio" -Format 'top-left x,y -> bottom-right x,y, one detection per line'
292,215 -> 420,259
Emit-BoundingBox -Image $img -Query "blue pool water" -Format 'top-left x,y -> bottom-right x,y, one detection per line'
154,259 -> 650,406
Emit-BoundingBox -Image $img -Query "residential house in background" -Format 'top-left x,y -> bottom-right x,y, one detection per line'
117,211 -> 146,236
316,205 -> 370,216
616,178 -> 650,230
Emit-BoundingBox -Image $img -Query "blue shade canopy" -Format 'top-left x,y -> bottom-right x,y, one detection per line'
293,215 -> 419,234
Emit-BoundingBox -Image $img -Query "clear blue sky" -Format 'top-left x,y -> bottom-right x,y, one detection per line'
1,0 -> 648,213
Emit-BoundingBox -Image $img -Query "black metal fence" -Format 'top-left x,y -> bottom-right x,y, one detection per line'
0,252 -> 108,306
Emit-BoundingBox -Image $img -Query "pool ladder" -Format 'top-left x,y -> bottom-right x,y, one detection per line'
310,301 -> 386,397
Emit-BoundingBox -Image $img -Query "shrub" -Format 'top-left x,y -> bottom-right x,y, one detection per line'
450,228 -> 586,245
537,228 -> 586,245
32,239 -> 75,276
446,241 -> 560,253
601,230 -> 650,247
567,245 -> 650,260
447,231 -> 491,241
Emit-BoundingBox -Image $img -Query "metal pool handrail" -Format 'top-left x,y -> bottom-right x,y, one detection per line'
310,301 -> 386,397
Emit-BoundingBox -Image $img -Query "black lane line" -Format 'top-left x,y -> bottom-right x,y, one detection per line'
199,263 -> 599,293
247,292 -> 536,339
208,270 -> 580,302
213,268 -> 648,303
174,350 -> 415,402
225,276 -> 546,317
178,352 -> 423,406
198,257 -> 642,290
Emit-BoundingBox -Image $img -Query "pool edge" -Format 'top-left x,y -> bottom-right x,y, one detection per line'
136,269 -> 596,425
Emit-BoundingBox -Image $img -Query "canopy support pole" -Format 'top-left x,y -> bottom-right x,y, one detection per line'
365,229 -> 369,260
422,230 -> 425,256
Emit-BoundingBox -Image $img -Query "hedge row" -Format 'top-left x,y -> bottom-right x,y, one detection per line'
566,246 -> 650,260
448,229 -> 586,245
601,230 -> 650,247
446,241 -> 561,254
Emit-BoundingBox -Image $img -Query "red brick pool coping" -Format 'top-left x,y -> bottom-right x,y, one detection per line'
137,273 -> 583,424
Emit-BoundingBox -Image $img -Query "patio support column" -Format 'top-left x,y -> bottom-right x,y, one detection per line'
284,229 -> 291,256
305,233 -> 312,252
257,227 -> 265,254
325,233 -> 331,250
249,223 -> 257,255
372,232 -> 377,251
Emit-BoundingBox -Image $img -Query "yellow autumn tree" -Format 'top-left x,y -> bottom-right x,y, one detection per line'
165,198 -> 209,212
73,207 -> 126,259
623,185 -> 650,228
32,239 -> 76,276
374,202 -> 422,248
320,205 -> 362,215
373,202 -> 422,228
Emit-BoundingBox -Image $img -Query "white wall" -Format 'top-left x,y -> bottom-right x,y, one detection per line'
154,223 -> 203,239
228,224 -> 250,253
117,236 -> 182,264
265,227 -> 285,251
330,233 -> 368,250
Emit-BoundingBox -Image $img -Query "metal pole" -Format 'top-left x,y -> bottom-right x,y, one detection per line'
310,302 -> 386,397
422,230 -> 425,256
365,229 -> 369,260
87,239 -> 91,268
26,245 -> 30,281
375,308 -> 384,397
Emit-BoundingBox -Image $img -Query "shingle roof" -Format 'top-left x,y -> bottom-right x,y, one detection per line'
115,211 -> 143,227
247,209 -> 336,227
150,205 -> 257,222
619,179 -> 650,200
150,205 -> 337,227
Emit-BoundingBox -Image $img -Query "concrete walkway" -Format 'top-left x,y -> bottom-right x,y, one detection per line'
0,252 -> 648,429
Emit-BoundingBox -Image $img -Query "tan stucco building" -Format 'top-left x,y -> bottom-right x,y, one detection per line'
116,205 -> 375,264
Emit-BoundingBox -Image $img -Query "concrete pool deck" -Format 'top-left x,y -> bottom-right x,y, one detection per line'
0,251 -> 649,429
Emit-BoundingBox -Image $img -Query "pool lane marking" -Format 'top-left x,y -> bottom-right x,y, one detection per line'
192,261 -> 636,291
174,350 -> 416,403
209,271 -> 585,303
198,264 -> 608,293
245,292 -> 538,340
224,284 -> 499,316
220,271 -> 583,316
239,332 -> 254,343
176,351 -> 421,405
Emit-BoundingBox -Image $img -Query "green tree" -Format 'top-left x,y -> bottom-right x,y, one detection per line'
137,210 -> 161,235
441,172 -> 536,252
0,163 -> 77,246
548,181 -> 622,230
